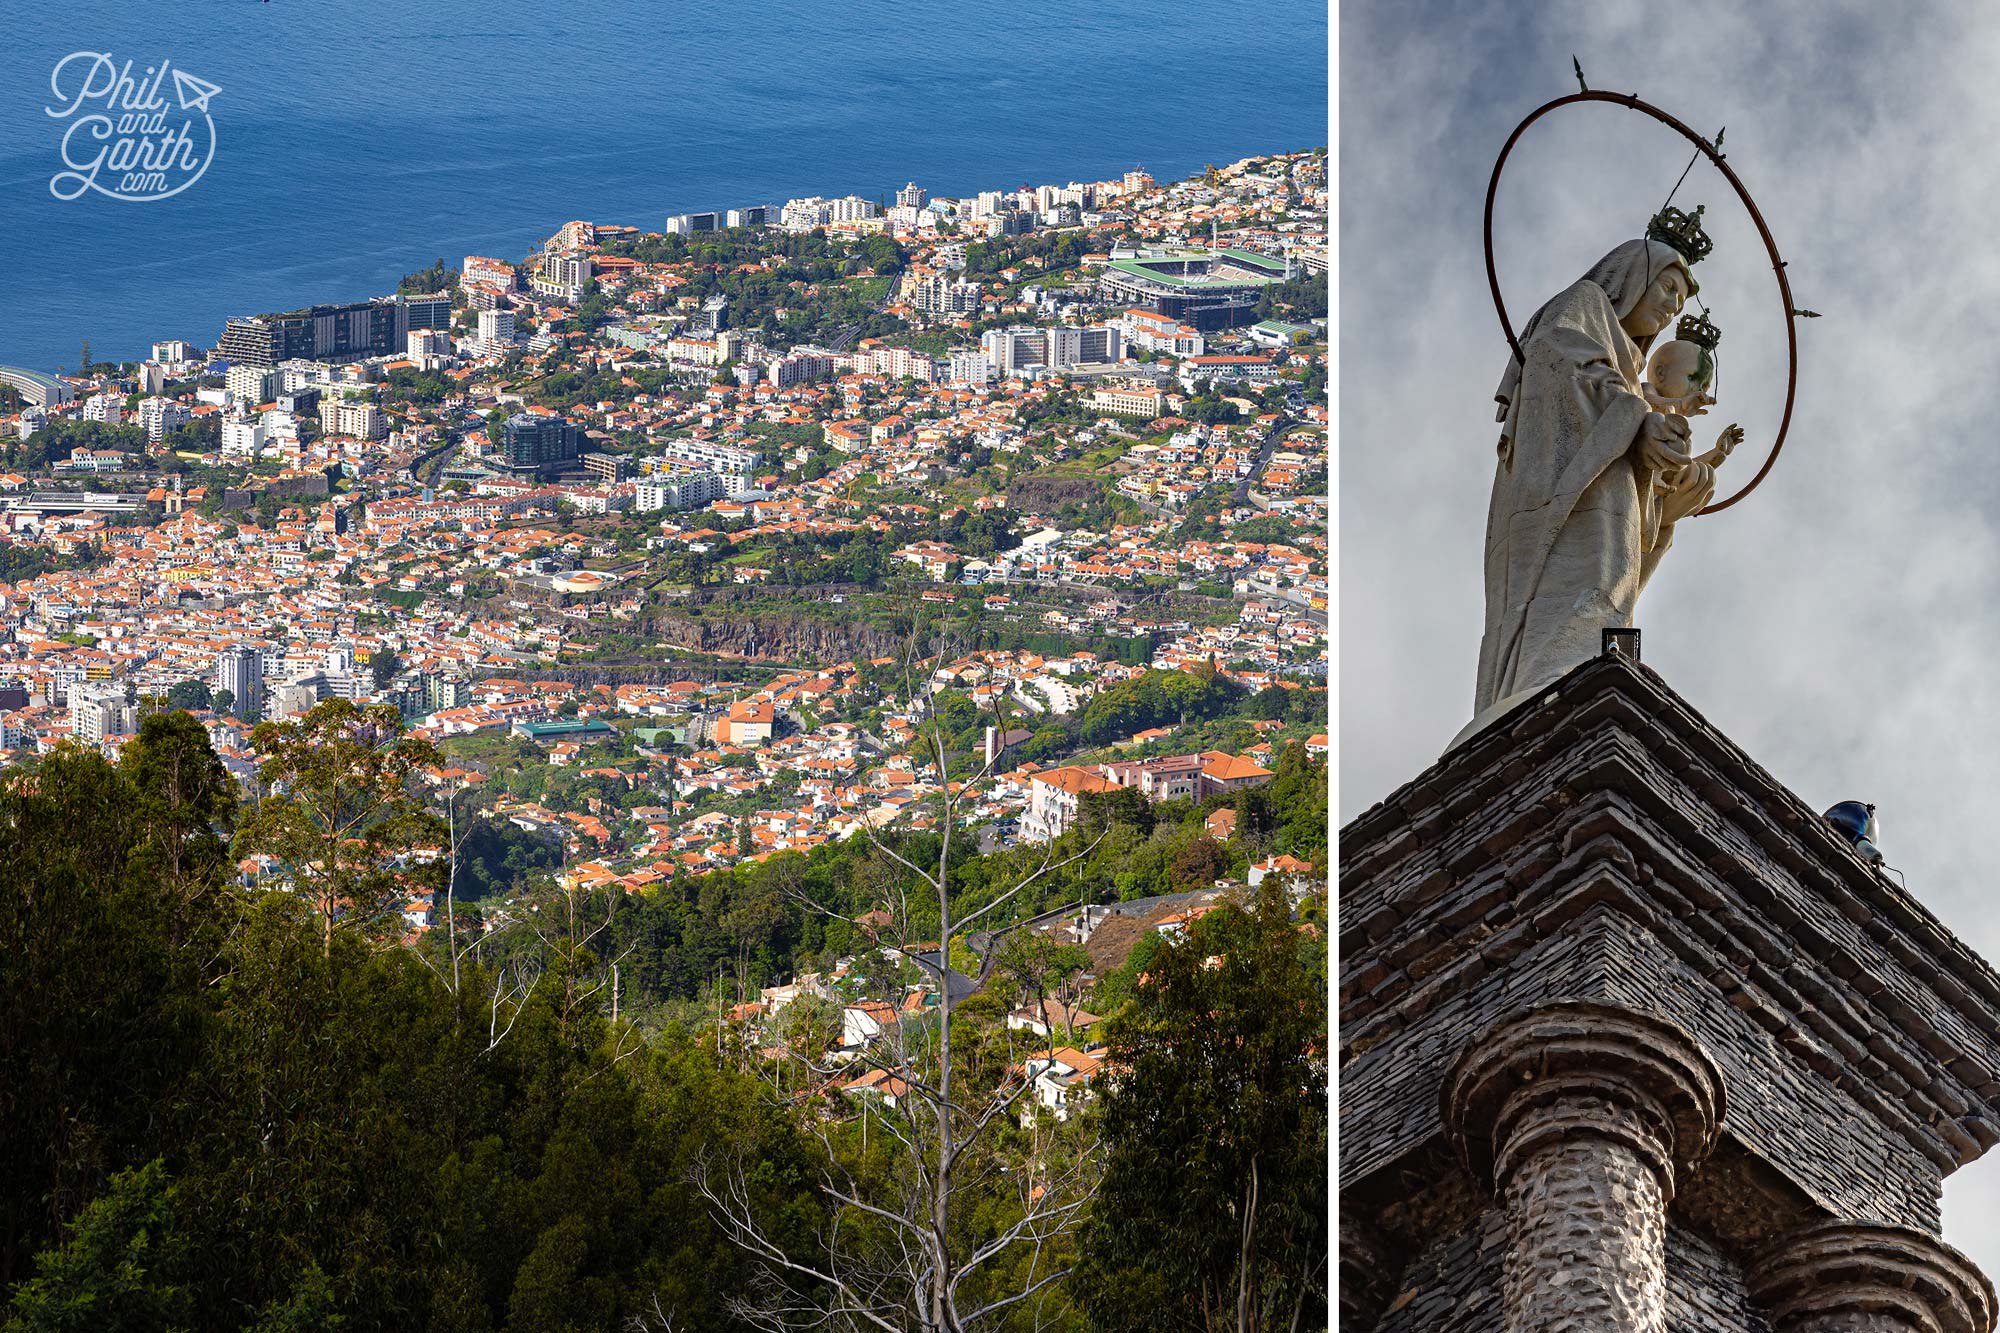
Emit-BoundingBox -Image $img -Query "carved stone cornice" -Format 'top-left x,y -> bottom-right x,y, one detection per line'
1444,1000 -> 1724,1200
1749,1222 -> 1996,1333
1438,1000 -> 1725,1332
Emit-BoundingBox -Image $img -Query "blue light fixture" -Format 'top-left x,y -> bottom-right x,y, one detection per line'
1822,800 -> 1883,866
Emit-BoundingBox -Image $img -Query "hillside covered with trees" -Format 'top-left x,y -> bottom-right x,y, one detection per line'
0,705 -> 1327,1331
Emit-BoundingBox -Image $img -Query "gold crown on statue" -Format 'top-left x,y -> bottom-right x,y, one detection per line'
1674,310 -> 1721,349
1647,203 -> 1713,265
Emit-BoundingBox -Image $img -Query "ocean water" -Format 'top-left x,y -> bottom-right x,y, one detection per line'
0,0 -> 1328,373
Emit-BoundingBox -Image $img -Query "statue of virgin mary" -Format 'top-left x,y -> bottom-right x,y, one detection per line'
1470,234 -> 1715,730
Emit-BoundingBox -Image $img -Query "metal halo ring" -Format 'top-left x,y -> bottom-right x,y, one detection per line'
1484,90 -> 1801,516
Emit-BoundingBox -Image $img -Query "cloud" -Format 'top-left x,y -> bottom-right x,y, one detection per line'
1340,0 -> 2000,1272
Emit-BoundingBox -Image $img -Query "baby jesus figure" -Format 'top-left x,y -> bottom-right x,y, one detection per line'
1637,312 -> 1745,546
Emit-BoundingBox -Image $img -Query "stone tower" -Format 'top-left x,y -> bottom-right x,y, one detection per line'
1339,647 -> 2000,1331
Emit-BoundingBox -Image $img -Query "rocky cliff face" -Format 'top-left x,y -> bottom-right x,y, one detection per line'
638,610 -> 907,663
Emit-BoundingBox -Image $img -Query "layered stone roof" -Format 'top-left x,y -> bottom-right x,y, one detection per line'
1340,650 -> 2000,1269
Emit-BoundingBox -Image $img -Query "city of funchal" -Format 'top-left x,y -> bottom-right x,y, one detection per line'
0,149 -> 1330,1329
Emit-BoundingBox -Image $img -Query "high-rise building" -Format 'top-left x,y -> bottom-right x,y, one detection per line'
66,682 -> 136,745
531,253 -> 592,304
983,210 -> 1031,238
226,363 -> 282,406
896,182 -> 928,210
830,194 -> 877,223
319,397 -> 387,441
476,308 -> 516,354
81,393 -> 123,424
500,412 -> 586,475
909,274 -> 982,316
221,419 -> 269,457
948,352 -> 996,385
1045,324 -> 1122,369
424,673 -> 469,713
151,340 -> 197,363
635,472 -> 725,512
724,205 -> 774,228
781,197 -> 833,231
405,328 -> 453,371
765,347 -> 836,388
137,397 -> 191,443
219,294 -> 451,368
980,327 -> 1047,377
461,255 -> 516,289
215,646 -> 263,720
269,674 -> 328,721
665,211 -> 720,235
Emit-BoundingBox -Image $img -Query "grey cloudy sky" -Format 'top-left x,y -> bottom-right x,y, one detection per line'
1339,0 -> 2000,1271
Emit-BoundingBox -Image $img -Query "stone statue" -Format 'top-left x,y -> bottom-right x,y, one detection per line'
1639,313 -> 1743,557
1471,209 -> 1729,730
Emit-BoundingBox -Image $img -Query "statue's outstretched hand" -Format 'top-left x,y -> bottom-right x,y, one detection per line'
1714,423 -> 1745,460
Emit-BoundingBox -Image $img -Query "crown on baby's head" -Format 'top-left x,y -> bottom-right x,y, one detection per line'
1674,311 -> 1721,350
1647,204 -> 1713,266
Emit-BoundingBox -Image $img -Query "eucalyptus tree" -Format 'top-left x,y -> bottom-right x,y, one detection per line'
234,698 -> 443,956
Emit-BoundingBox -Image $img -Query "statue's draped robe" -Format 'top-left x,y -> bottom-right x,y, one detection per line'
1474,240 -> 1690,715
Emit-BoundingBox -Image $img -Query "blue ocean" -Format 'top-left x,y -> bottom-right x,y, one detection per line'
0,1 -> 1328,373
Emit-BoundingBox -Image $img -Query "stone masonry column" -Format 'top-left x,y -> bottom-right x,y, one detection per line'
1443,1001 -> 1724,1333
1749,1222 -> 1996,1333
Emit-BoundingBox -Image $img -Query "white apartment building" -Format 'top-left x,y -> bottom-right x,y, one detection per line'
909,274 -> 981,317
406,328 -> 453,370
781,197 -> 833,231
226,363 -> 282,407
67,682 -> 136,745
830,194 -> 877,222
1088,384 -> 1166,418
477,307 -> 516,354
1114,309 -> 1206,357
766,347 -> 836,387
531,252 -> 591,304
980,325 -> 1121,376
1022,766 -> 1118,843
81,392 -> 123,424
860,346 -> 938,381
319,397 -> 387,441
136,396 -> 191,443
658,440 -> 758,493
221,418 -> 269,458
947,352 -> 995,385
634,471 -> 724,512
981,327 -> 1045,377
1045,324 -> 1122,369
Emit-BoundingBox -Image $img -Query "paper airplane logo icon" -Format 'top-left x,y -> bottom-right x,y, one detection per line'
172,68 -> 221,113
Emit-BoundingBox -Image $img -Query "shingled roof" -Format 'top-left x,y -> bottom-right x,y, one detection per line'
1341,649 -> 2000,1259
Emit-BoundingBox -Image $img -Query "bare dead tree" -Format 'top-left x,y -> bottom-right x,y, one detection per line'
406,778 -> 538,1055
699,611 -> 1106,1332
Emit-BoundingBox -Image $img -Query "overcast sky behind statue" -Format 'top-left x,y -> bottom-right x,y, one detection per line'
1340,0 -> 2000,1268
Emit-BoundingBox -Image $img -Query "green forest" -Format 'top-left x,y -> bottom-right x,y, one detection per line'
0,706 -> 1326,1331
